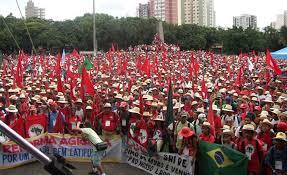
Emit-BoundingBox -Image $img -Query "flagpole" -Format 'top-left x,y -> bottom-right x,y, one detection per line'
93,0 -> 97,53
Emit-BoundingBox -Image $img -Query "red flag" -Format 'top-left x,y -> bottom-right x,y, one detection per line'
266,50 -> 282,75
81,66 -> 95,99
70,79 -> 76,101
207,100 -> 215,136
57,74 -> 64,93
53,112 -> 66,133
210,51 -> 214,66
15,52 -> 24,88
71,49 -> 80,59
25,115 -> 47,138
201,77 -> 208,99
10,117 -> 26,138
235,66 -> 243,87
141,56 -> 151,77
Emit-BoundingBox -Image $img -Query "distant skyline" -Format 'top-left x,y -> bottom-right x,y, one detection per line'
0,0 -> 287,28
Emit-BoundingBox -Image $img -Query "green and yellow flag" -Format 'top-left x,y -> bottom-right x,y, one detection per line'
78,56 -> 93,73
198,141 -> 248,175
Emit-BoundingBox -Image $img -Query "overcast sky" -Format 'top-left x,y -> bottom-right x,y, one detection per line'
0,0 -> 286,28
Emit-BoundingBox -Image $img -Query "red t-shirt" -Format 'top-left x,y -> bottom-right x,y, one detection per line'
199,133 -> 215,143
101,112 -> 119,132
257,131 -> 274,152
214,115 -> 222,133
68,116 -> 80,131
240,139 -> 263,174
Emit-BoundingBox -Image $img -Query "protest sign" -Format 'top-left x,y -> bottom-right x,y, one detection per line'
125,148 -> 194,175
0,133 -> 122,169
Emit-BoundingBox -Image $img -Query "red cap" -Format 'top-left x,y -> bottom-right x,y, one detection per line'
277,122 -> 287,132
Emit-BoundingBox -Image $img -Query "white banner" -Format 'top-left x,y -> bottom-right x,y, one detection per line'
0,133 -> 122,169
125,148 -> 194,175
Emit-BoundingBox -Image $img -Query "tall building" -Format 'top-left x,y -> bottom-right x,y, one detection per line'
25,0 -> 45,19
148,0 -> 215,27
233,14 -> 257,29
270,11 -> 287,30
285,10 -> 287,26
137,3 -> 149,18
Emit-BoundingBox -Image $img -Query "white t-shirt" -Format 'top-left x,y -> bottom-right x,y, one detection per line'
75,109 -> 84,120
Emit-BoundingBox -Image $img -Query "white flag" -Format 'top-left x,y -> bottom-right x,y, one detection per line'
248,58 -> 254,71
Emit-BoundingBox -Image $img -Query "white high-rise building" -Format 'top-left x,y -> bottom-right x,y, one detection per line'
189,0 -> 215,27
153,0 -> 166,21
25,0 -> 45,19
148,0 -> 215,27
270,11 -> 287,30
137,3 -> 149,18
233,14 -> 257,29
275,14 -> 284,29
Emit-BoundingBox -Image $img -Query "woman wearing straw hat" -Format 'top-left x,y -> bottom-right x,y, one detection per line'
265,132 -> 287,175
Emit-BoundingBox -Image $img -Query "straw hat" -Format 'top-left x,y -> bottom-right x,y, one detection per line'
212,105 -> 220,111
128,107 -> 141,115
56,92 -> 64,97
19,93 -> 26,99
6,105 -> 18,113
222,104 -> 234,112
273,132 -> 287,142
178,127 -> 195,138
191,101 -> 198,106
143,112 -> 152,117
242,124 -> 255,131
86,106 -> 92,110
104,103 -> 112,108
262,119 -> 272,127
57,97 -> 68,104
263,97 -> 273,103
271,109 -> 281,115
173,103 -> 184,109
115,94 -> 123,99
221,125 -> 231,130
151,102 -> 158,107
196,107 -> 205,113
75,99 -> 83,103
202,122 -> 211,128
222,129 -> 233,136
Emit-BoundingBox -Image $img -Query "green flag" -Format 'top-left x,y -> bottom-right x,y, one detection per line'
198,141 -> 248,175
162,80 -> 173,152
166,80 -> 173,126
78,56 -> 93,73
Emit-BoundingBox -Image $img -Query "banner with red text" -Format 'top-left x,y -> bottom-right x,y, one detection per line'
0,133 -> 122,169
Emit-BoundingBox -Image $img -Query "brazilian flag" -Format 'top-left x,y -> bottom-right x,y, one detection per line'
198,141 -> 248,175
78,56 -> 93,73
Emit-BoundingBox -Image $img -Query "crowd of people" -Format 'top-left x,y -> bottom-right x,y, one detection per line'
0,38 -> 287,175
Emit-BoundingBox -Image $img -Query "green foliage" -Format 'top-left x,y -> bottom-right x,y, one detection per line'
0,14 -> 286,54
